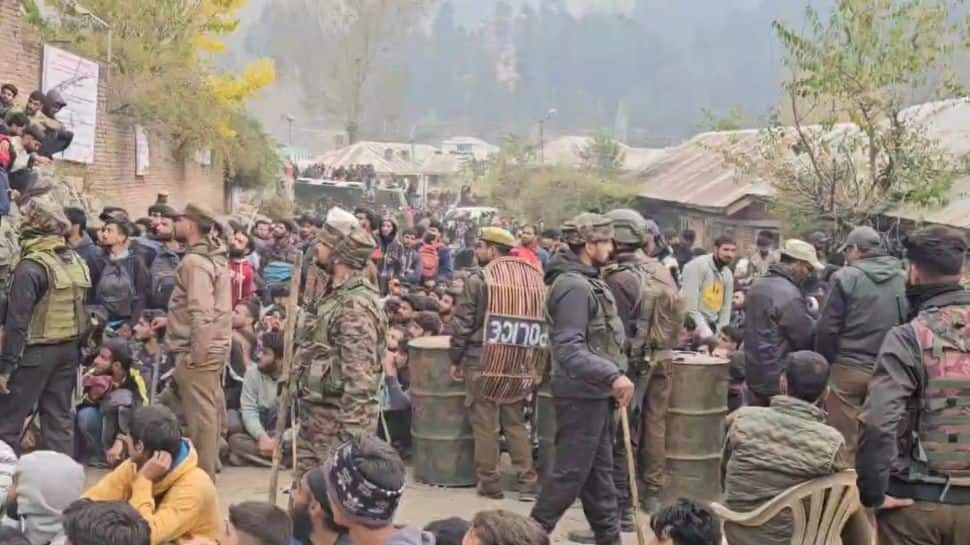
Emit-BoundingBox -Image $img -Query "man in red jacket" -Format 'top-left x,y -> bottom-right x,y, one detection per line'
229,230 -> 255,307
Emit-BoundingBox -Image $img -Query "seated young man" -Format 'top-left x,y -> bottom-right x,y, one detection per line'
462,510 -> 548,545
83,405 -> 221,545
76,341 -> 149,466
228,332 -> 290,467
721,351 -> 869,545
132,309 -> 171,403
289,466 -> 351,545
647,499 -> 721,545
324,435 -> 433,545
62,499 -> 151,545
222,502 -> 291,545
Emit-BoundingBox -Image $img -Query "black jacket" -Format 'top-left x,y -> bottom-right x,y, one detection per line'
545,249 -> 623,399
743,265 -> 816,395
815,255 -> 908,371
0,256 -> 62,374
857,286 -> 970,507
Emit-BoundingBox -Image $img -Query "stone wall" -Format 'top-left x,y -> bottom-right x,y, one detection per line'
0,0 -> 226,216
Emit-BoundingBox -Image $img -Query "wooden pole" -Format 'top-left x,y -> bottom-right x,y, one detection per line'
620,409 -> 647,545
268,251 -> 303,505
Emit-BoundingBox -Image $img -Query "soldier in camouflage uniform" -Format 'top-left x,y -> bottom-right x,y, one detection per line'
530,213 -> 634,545
293,207 -> 387,479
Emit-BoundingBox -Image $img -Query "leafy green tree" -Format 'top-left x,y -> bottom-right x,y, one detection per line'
736,0 -> 970,233
35,0 -> 278,186
576,133 -> 626,175
480,135 -> 634,226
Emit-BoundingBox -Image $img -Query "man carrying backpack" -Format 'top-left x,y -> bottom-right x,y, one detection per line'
602,209 -> 684,514
144,205 -> 183,311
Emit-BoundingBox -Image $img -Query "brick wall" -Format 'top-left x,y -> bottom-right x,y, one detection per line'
0,0 -> 226,215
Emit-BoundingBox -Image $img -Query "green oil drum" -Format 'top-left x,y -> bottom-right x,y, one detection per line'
663,351 -> 728,503
409,335 -> 476,486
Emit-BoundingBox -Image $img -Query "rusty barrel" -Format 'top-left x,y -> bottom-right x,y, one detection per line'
663,351 -> 729,503
535,385 -> 556,480
409,335 -> 476,486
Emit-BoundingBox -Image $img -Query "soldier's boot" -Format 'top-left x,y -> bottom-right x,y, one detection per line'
566,529 -> 622,545
477,481 -> 504,500
566,529 -> 596,544
639,486 -> 662,515
619,507 -> 635,533
516,478 -> 540,502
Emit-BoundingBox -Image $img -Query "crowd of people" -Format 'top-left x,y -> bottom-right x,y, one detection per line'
299,163 -> 377,184
0,89 -> 961,545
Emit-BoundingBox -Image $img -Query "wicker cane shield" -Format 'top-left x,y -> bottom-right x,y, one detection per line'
479,257 -> 549,403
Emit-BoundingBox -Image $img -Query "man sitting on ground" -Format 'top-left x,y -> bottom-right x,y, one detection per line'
2,451 -> 84,545
62,500 -> 151,545
720,351 -> 869,545
221,502 -> 291,545
324,435 -> 433,545
462,510 -> 548,545
83,405 -> 221,545
290,466 -> 351,545
228,332 -> 288,467
647,499 -> 721,545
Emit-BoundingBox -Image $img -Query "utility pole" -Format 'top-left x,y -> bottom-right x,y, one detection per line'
538,108 -> 557,166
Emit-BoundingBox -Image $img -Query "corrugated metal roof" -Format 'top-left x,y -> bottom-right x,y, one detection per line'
542,136 -> 667,171
315,141 -> 438,175
635,130 -> 774,211
891,176 -> 970,228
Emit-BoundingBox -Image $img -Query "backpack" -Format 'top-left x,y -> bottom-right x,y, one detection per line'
95,257 -> 136,320
148,249 -> 180,309
419,243 -> 440,280
909,305 -> 970,487
631,260 -> 685,368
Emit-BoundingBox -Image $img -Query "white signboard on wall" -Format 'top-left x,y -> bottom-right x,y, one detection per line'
41,45 -> 99,164
135,125 -> 150,176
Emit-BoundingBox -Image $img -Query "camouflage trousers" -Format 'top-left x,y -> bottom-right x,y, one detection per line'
295,400 -> 379,479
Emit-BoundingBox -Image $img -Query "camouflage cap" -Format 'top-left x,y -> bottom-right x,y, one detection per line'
572,212 -> 614,243
334,224 -> 376,269
21,196 -> 70,236
318,206 -> 357,247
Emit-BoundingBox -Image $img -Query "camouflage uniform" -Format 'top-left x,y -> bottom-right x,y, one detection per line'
294,209 -> 386,478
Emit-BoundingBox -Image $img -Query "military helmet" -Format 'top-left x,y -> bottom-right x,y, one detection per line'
605,208 -> 647,246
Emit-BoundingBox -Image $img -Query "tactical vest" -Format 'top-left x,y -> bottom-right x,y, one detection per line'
24,249 -> 91,345
604,258 -> 685,370
298,275 -> 387,404
908,305 -> 970,490
551,271 -> 627,373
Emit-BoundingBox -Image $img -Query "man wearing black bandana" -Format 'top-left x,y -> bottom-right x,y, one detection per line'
857,226 -> 970,544
290,466 -> 352,545
324,436 -> 434,545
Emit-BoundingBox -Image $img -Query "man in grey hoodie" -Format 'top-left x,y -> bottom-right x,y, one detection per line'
324,436 -> 434,545
815,226 -> 908,462
2,451 -> 84,545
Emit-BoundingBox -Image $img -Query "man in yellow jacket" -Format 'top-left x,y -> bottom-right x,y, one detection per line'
84,405 -> 221,545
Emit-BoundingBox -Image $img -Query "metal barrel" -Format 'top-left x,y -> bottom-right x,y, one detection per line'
409,335 -> 476,486
663,351 -> 729,503
535,385 -> 556,480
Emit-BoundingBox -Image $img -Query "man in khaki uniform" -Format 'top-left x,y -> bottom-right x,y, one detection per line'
162,204 -> 232,478
449,226 -> 540,499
